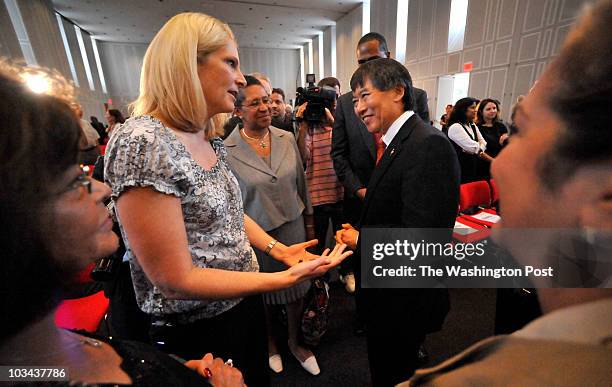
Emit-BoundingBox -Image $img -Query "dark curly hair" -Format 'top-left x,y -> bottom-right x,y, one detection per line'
447,97 -> 479,127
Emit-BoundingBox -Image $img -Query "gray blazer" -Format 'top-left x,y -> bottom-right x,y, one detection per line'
224,126 -> 312,231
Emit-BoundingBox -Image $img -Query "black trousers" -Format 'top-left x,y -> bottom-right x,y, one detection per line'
313,202 -> 354,275
359,288 -> 430,387
149,296 -> 269,387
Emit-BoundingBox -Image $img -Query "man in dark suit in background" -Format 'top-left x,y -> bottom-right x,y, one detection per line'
337,58 -> 460,386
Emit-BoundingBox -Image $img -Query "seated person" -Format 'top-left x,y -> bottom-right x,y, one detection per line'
0,62 -> 243,387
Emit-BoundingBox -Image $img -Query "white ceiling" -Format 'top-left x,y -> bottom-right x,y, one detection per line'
52,0 -> 363,50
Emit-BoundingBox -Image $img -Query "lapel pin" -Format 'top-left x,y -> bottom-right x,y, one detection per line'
390,148 -> 396,156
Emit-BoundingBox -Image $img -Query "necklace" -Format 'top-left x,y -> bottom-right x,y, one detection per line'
241,128 -> 270,148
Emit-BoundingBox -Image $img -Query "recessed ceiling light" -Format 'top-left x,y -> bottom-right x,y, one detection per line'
103,16 -> 108,19
116,28 -> 121,31
279,23 -> 283,26
259,27 -> 263,30
248,7 -> 253,10
265,16 -> 269,19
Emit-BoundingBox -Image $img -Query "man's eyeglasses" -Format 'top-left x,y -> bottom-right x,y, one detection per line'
243,97 -> 271,109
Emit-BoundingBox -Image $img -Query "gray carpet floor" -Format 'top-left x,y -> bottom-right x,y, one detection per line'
270,284 -> 496,386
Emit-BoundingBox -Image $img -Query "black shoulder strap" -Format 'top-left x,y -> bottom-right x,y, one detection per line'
461,123 -> 477,141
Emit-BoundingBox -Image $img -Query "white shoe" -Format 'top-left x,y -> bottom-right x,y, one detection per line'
268,354 -> 283,373
299,355 -> 320,376
344,273 -> 355,293
289,346 -> 320,375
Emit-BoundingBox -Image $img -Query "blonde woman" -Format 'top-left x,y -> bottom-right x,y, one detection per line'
104,13 -> 350,386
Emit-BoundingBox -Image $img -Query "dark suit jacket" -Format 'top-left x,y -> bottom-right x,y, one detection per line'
359,113 -> 458,229
355,114 -> 459,386
331,87 -> 430,198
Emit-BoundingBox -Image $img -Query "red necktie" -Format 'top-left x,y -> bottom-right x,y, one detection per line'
374,132 -> 386,165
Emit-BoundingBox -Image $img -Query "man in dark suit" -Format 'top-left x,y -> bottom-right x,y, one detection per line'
332,32 -> 429,215
332,32 -> 430,335
337,58 -> 460,387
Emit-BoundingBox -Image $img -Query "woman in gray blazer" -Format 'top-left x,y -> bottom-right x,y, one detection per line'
225,76 -> 320,376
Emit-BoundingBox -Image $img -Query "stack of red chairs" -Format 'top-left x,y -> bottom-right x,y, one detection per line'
54,263 -> 109,333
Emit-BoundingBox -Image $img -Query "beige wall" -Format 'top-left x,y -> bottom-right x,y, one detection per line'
404,0 -> 588,121
0,0 -> 107,120
336,4 -> 363,93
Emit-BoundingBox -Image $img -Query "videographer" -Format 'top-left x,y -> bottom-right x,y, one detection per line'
296,77 -> 353,290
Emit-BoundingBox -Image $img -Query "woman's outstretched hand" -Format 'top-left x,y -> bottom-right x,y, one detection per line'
277,239 -> 320,266
286,243 -> 352,281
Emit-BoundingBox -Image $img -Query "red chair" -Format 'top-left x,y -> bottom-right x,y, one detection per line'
55,291 -> 109,333
99,144 -> 107,155
489,179 -> 499,204
73,262 -> 96,284
459,181 -> 491,212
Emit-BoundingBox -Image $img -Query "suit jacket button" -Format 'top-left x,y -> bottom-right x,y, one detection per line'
271,177 -> 277,183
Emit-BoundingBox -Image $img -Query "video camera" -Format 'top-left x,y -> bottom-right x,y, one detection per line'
295,74 -> 337,123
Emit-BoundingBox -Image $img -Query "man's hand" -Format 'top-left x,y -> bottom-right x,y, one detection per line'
355,188 -> 367,201
335,223 -> 359,250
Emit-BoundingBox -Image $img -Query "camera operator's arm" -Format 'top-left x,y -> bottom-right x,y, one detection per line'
295,103 -> 310,165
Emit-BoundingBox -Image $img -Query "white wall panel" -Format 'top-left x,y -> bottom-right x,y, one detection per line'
233,47 -> 301,100
396,0 -> 586,121
17,0 -> 69,77
497,0 -> 519,39
433,0 -> 452,55
98,41 -> 147,113
336,4 -> 362,93
323,26 -> 332,77
0,0 -> 22,58
370,0 -> 397,55
465,0 -> 487,47
523,0 -> 547,32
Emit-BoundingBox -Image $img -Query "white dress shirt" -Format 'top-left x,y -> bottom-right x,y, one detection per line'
382,110 -> 415,146
447,122 -> 487,154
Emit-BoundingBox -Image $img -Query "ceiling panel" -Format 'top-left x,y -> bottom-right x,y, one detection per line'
53,0 -> 362,49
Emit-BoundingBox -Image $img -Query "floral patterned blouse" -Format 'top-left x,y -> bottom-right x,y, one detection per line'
105,116 -> 258,323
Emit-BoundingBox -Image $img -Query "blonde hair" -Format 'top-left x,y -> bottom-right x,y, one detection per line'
131,13 -> 234,137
